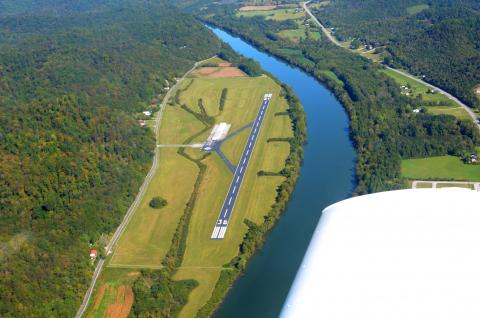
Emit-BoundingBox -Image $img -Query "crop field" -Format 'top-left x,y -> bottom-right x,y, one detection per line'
88,65 -> 294,317
402,155 -> 480,181
86,268 -> 139,318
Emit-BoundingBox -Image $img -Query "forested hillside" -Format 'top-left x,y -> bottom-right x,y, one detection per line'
176,0 -> 480,194
311,0 -> 480,108
0,1 -> 220,316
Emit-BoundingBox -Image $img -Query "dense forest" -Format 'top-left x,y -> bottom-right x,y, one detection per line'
0,1 -> 220,316
175,0 -> 480,194
311,0 -> 480,108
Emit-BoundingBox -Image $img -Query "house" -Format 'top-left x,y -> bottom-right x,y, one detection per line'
143,111 -> 152,117
89,250 -> 97,259
470,154 -> 478,163
413,109 -> 420,113
138,119 -> 146,126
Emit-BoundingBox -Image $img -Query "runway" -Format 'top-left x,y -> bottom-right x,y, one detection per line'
211,93 -> 272,240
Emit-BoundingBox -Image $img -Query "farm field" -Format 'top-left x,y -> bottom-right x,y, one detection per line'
86,268 -> 139,318
87,61 -> 294,317
402,155 -> 480,181
277,25 -> 321,42
237,8 -> 304,21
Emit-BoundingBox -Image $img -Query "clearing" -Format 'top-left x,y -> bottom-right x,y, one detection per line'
191,66 -> 246,78
402,155 -> 480,182
239,5 -> 276,11
86,268 -> 138,318
407,4 -> 429,15
380,68 -> 473,120
237,8 -> 304,21
87,65 -> 294,317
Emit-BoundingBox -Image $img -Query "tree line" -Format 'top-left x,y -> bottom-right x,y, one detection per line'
0,0 -> 220,316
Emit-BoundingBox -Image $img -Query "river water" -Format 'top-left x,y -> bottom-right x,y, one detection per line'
209,27 -> 356,317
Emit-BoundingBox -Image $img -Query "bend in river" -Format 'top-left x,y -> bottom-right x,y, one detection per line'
209,27 -> 356,318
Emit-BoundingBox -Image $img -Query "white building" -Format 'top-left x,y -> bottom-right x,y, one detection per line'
282,188 -> 480,318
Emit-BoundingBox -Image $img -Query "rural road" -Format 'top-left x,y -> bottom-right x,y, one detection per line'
211,93 -> 272,240
302,1 -> 480,132
75,56 -> 216,318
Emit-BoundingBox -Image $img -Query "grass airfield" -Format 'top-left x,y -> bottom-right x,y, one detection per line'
86,59 -> 294,317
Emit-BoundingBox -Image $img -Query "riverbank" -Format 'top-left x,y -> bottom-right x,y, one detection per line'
206,26 -> 356,318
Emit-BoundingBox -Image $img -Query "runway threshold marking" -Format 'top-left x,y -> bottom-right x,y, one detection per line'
211,93 -> 272,240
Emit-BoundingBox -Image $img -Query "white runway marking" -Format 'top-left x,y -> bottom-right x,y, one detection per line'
240,166 -> 244,173
237,176 -> 240,182
233,185 -> 237,192
211,226 -> 221,238
218,226 -> 227,239
228,196 -> 233,205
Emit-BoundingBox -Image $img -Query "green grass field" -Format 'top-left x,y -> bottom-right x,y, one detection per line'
415,182 -> 433,188
377,68 -> 477,121
407,4 -> 429,15
437,183 -> 474,189
402,156 -> 480,181
237,8 -> 304,21
320,70 -> 343,85
89,70 -> 295,317
381,68 -> 453,106
427,106 -> 471,121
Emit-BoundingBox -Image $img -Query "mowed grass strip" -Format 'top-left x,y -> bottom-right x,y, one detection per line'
173,268 -> 222,318
110,148 -> 198,267
402,156 -> 480,181
437,182 -> 474,189
176,76 -> 293,316
159,102 -> 206,144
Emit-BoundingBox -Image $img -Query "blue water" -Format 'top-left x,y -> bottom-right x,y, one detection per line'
209,27 -> 356,318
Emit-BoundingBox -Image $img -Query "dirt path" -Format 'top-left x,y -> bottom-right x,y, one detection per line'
302,1 -> 480,132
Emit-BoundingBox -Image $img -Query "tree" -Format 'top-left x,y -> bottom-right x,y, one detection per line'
149,196 -> 168,209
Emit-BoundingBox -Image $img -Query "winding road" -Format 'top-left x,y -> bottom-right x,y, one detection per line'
302,1 -> 480,132
75,56 -> 217,318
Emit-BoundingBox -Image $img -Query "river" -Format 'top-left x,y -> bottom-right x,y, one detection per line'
207,27 -> 357,317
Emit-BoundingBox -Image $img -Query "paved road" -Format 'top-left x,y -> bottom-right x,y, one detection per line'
211,93 -> 272,240
302,1 -> 480,132
157,143 -> 204,148
75,55 -> 217,318
384,66 -> 480,132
